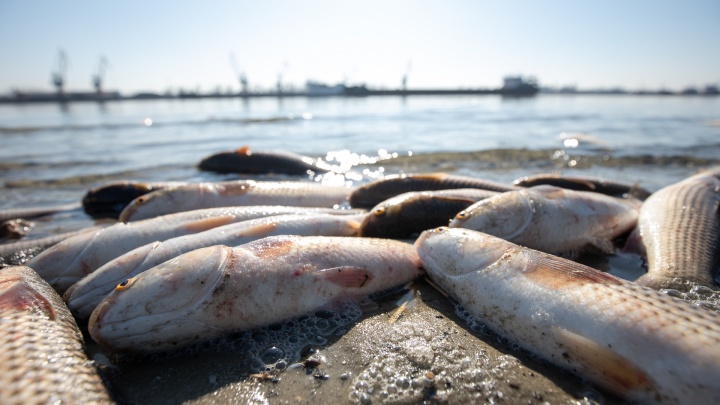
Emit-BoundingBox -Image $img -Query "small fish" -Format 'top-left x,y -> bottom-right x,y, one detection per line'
636,167 -> 720,290
0,266 -> 112,404
119,180 -> 353,221
28,205 -> 357,294
349,173 -> 519,208
450,185 -> 639,256
198,146 -> 329,175
513,173 -> 651,200
0,202 -> 81,222
415,227 -> 720,405
359,188 -> 498,238
89,236 -> 424,352
65,213 -> 363,319
82,180 -> 184,218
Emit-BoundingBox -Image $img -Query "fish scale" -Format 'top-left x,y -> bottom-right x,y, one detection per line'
637,168 -> 720,290
0,266 -> 112,404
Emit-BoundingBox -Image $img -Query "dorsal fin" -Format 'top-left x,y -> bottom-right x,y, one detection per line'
552,328 -> 654,397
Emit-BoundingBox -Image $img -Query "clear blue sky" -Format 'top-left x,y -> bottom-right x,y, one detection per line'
1,0 -> 718,94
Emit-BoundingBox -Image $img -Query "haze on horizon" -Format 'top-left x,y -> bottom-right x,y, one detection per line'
1,0 -> 718,95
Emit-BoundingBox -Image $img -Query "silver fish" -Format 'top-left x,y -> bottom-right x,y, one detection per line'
89,236 -> 423,352
415,227 -> 720,405
119,180 -> 353,221
28,205 -> 357,294
0,266 -> 112,404
636,168 -> 720,290
450,185 -> 639,256
65,213 -> 363,319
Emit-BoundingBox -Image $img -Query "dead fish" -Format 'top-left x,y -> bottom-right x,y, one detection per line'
89,236 -> 424,352
0,266 -> 112,404
28,205 -> 356,294
348,173 -> 519,208
636,168 -> 720,290
359,188 -> 498,238
415,227 -> 720,405
65,213 -> 363,319
0,202 -> 81,222
513,173 -> 652,201
119,180 -> 353,222
82,180 -> 185,218
198,146 -> 329,175
449,185 -> 639,256
1,225 -> 108,265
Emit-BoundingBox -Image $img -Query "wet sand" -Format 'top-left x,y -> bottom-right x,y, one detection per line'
97,279 -> 620,404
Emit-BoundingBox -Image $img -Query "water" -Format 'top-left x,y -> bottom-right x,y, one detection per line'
1,94 -> 718,234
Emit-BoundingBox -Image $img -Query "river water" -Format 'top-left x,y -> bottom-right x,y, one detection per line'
2,94 -> 720,403
1,94 -> 718,237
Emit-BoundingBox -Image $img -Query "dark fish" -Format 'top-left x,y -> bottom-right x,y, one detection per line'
0,219 -> 33,241
359,188 -> 498,238
0,266 -> 112,404
349,173 -> 519,208
198,146 -> 329,175
513,173 -> 651,200
636,167 -> 720,290
83,180 -> 184,218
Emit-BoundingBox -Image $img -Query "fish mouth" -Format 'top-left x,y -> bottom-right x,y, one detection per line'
88,245 -> 228,350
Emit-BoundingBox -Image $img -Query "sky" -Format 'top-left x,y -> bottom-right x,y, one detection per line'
1,0 -> 719,95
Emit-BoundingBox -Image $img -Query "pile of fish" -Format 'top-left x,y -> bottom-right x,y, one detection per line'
1,148 -> 720,404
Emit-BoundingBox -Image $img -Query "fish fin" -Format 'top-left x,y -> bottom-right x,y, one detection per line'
219,182 -> 252,196
552,327 -> 653,397
434,195 -> 478,205
237,222 -> 277,238
563,178 -> 598,191
0,282 -> 56,320
319,266 -> 371,288
183,216 -> 236,232
587,237 -> 617,255
524,255 -> 624,289
236,146 -> 251,155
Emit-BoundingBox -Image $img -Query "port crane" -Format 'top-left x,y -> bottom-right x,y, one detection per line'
92,56 -> 109,95
401,61 -> 412,91
51,49 -> 67,95
229,54 -> 248,94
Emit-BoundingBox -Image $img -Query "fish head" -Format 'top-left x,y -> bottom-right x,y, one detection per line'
118,185 -> 192,222
449,189 -> 535,240
358,196 -> 405,237
415,227 -> 511,277
88,245 -> 229,351
25,227 -> 102,295
65,241 -> 162,320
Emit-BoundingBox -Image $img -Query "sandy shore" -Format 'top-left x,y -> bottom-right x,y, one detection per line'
96,279 -> 620,404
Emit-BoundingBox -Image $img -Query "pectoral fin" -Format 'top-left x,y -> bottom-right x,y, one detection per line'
552,327 -> 652,397
183,216 -> 236,232
236,222 -> 277,238
320,266 -> 371,288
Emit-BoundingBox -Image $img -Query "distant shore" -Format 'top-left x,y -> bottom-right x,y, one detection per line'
1,85 -> 718,104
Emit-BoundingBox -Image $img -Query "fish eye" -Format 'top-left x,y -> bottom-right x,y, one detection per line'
373,207 -> 386,216
135,196 -> 146,205
436,227 -> 448,233
455,211 -> 469,220
115,277 -> 136,291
